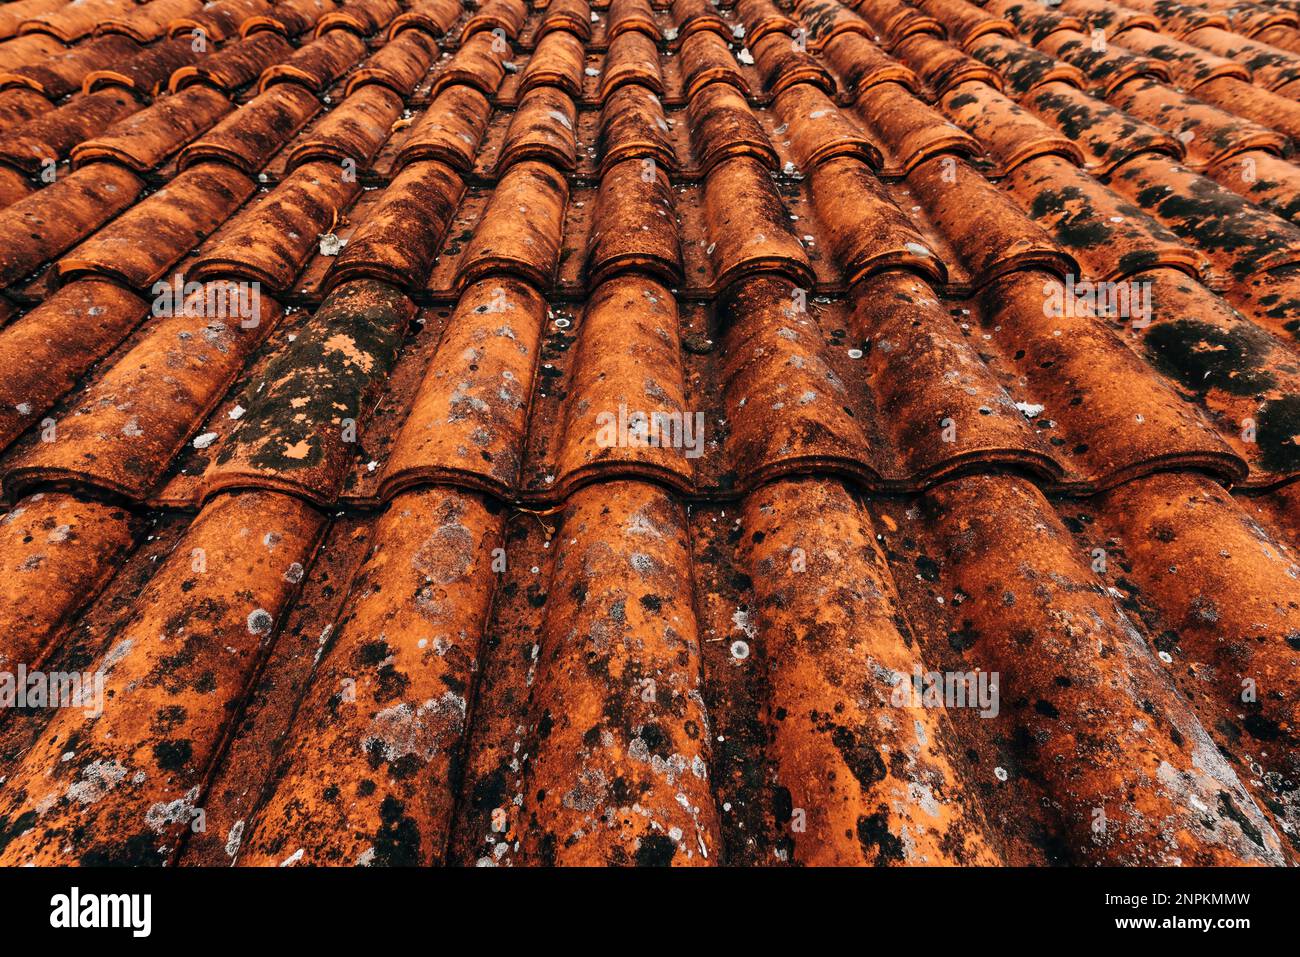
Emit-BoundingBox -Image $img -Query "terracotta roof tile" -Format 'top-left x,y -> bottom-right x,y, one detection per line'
98,0 -> 205,45
71,85 -> 231,172
2,0 -> 1300,869
0,34 -> 142,100
84,36 -> 207,97
179,82 -> 321,173
0,87 -> 141,173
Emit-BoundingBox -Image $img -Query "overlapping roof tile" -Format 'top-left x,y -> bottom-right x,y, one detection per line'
0,0 -> 1298,868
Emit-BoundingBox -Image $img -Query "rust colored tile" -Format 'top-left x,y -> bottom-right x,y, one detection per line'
0,492 -> 138,669
456,160 -> 569,291
0,163 -> 143,290
1221,263 -> 1300,344
967,34 -> 1086,94
893,33 -> 1005,96
1005,153 -> 1200,281
71,85 -> 232,173
388,0 -> 461,38
587,158 -> 682,287
57,162 -> 255,290
600,30 -> 664,100
0,489 -> 324,866
236,488 -> 504,866
241,0 -> 338,39
1207,150 -> 1300,227
178,82 -> 322,174
822,31 -> 920,99
1120,0 -> 1227,36
166,0 -> 273,42
751,31 -> 834,98
796,0 -> 876,50
510,480 -> 720,865
848,0 -> 944,47
718,275 -> 874,482
0,86 -> 50,129
202,280 -> 414,505
1037,30 -> 1171,96
702,156 -> 814,292
18,0 -> 136,42
942,82 -> 1085,173
499,85 -> 579,171
598,82 -> 676,173
608,0 -> 660,41
83,35 -> 205,96
429,29 -> 509,98
1240,7 -> 1300,39
313,0 -> 400,37
0,165 -> 31,210
1183,27 -> 1300,92
0,87 -> 141,173
1024,80 -> 1181,176
98,0 -> 204,43
1256,24 -> 1300,56
462,0 -> 529,41
172,509 -> 366,866
1108,77 -> 1289,171
344,26 -> 437,98
920,474 -> 1284,864
553,275 -> 695,494
5,282 -> 282,501
1260,481 -> 1300,543
170,30 -> 295,94
1134,266 -> 1300,478
980,269 -> 1244,484
917,0 -> 1015,48
1105,152 -> 1300,281
535,0 -> 594,42
1055,0 -> 1159,36
847,271 -> 1058,480
687,81 -> 778,174
0,281 -> 149,451
0,0 -> 63,42
326,159 -> 465,292
519,28 -> 585,98
853,81 -> 981,173
1098,472 -> 1300,843
1114,26 -> 1248,90
1194,75 -> 1300,144
810,157 -> 945,285
908,156 -> 1076,286
192,160 -> 360,293
393,84 -> 493,176
0,33 -> 64,75
257,26 -> 367,94
680,30 -> 749,99
381,277 -> 546,499
672,0 -> 729,41
285,84 -> 404,172
737,477 -> 1002,864
987,0 -> 1083,44
735,0 -> 798,47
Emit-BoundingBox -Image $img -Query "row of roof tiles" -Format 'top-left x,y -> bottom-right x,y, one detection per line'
2,469 -> 1297,864
0,0 -> 1297,506
0,0 -> 1298,866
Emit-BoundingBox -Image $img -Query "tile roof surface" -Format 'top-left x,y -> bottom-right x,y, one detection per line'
0,0 -> 1296,867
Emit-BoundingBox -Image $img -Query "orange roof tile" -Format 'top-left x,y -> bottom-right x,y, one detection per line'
0,0 -> 1299,869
